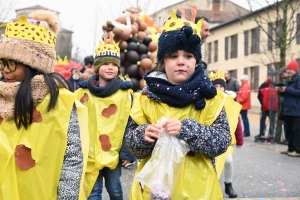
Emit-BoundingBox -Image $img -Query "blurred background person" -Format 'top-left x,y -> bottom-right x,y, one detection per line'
277,60 -> 300,157
237,75 -> 251,137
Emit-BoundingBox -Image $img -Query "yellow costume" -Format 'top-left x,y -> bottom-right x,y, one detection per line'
75,88 -> 132,196
0,89 -> 82,200
129,91 -> 240,200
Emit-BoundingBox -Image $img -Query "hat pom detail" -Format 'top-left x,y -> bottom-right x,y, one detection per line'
195,99 -> 206,110
175,31 -> 187,44
188,34 -> 200,46
30,10 -> 60,34
181,26 -> 193,37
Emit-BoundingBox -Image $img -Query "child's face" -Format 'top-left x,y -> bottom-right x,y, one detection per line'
214,84 -> 225,92
98,62 -> 119,83
164,50 -> 196,85
0,59 -> 26,82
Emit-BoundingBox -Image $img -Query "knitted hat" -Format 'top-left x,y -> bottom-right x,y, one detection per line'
241,74 -> 249,81
94,33 -> 120,74
208,71 -> 226,88
286,60 -> 299,72
157,9 -> 202,63
0,10 -> 60,74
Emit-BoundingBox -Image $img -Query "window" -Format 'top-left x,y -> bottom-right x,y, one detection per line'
250,66 -> 259,91
275,20 -> 282,48
268,23 -> 273,50
214,40 -> 218,62
244,68 -> 248,75
229,70 -> 237,79
251,27 -> 260,53
297,13 -> 300,44
207,42 -> 212,63
244,30 -> 249,55
230,34 -> 238,58
225,37 -> 228,60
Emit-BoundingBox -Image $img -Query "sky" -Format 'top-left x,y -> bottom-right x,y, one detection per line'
1,0 -> 261,61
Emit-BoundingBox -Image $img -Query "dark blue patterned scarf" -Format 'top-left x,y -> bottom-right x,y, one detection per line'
142,66 -> 217,110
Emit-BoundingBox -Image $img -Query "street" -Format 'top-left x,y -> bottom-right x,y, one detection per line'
104,113 -> 300,200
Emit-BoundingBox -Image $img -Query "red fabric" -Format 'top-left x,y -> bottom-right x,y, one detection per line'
237,81 -> 251,110
286,60 -> 299,72
259,83 -> 278,111
234,117 -> 244,146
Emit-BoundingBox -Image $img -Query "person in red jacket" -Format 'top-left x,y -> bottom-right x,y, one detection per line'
237,75 -> 252,137
256,72 -> 278,142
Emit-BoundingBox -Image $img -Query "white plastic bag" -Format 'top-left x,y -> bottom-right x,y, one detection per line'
135,117 -> 190,200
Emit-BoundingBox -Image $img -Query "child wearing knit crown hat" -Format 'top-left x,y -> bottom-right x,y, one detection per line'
209,71 -> 243,198
125,10 -> 241,199
75,33 -> 135,199
0,11 -> 85,199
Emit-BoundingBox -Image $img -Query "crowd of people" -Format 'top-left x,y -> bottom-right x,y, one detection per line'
0,8 -> 299,200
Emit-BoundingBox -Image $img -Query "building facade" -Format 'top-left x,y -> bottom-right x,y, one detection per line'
205,1 -> 300,108
0,5 -> 73,59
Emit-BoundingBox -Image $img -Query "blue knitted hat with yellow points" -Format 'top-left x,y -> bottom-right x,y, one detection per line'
157,10 -> 202,63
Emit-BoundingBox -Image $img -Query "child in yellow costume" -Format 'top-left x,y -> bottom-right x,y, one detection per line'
125,10 -> 240,200
75,33 -> 133,200
209,71 -> 244,198
0,11 -> 85,199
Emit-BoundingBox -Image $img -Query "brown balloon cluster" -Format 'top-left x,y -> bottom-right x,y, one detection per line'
102,7 -> 159,91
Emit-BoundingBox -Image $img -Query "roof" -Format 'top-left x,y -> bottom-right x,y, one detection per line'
180,8 -> 243,23
210,1 -> 280,31
61,28 -> 73,34
15,5 -> 60,14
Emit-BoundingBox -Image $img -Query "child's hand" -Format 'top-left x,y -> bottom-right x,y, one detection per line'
145,124 -> 162,142
162,119 -> 182,136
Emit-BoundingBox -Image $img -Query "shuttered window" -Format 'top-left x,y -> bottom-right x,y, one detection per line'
297,14 -> 300,44
268,23 -> 273,50
244,30 -> 249,55
214,40 -> 218,62
225,37 -> 228,60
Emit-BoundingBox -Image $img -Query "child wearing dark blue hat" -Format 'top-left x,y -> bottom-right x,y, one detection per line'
125,9 -> 240,199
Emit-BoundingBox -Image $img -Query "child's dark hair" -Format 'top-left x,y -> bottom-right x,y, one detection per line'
14,65 -> 70,129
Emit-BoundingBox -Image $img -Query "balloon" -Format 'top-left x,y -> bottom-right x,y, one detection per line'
148,41 -> 158,52
137,31 -> 147,40
119,41 -> 128,50
140,58 -> 153,70
127,64 -> 139,77
138,21 -> 147,31
140,53 -> 148,60
139,67 -> 145,77
126,51 -> 140,63
127,42 -> 138,51
116,16 -> 127,24
149,52 -> 157,61
139,78 -> 145,90
130,78 -> 140,91
130,24 -> 138,35
127,36 -> 139,43
143,37 -> 152,46
137,43 -> 148,54
120,51 -> 125,65
119,29 -> 131,41
145,16 -> 154,26
112,27 -> 122,37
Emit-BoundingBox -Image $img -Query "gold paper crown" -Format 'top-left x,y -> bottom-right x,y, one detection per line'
95,33 -> 120,58
208,70 -> 226,82
162,7 -> 202,37
0,15 -> 57,48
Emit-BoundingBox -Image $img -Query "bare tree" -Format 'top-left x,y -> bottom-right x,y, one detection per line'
0,0 -> 17,22
247,0 -> 300,142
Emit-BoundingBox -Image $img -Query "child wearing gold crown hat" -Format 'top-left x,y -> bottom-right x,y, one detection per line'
0,11 -> 85,199
125,9 -> 241,199
208,70 -> 243,198
75,33 -> 134,199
